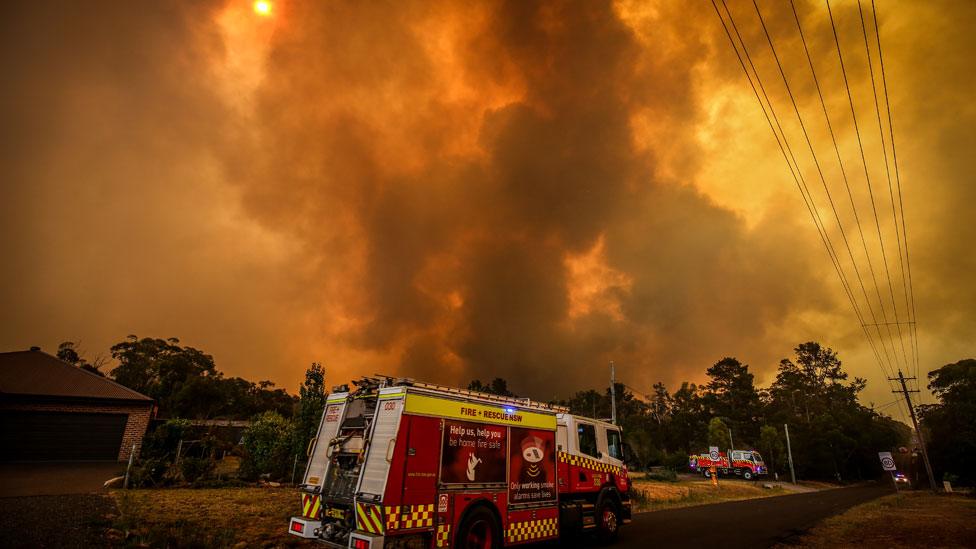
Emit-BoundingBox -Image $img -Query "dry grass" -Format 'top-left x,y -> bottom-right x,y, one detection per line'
630,477 -> 785,512
112,487 -> 302,548
783,491 -> 976,548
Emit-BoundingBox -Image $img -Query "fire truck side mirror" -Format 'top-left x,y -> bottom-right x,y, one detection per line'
385,439 -> 395,463
306,437 -> 317,458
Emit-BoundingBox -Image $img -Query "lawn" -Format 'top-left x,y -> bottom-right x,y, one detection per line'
112,486 -> 302,548
782,491 -> 976,548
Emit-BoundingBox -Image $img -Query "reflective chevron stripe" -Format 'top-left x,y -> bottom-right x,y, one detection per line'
301,494 -> 321,519
356,502 -> 385,534
558,451 -> 620,474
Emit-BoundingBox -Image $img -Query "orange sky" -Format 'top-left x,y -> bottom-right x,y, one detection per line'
2,1 -> 973,421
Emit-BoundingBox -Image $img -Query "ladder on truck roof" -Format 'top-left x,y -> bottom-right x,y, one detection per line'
365,374 -> 571,413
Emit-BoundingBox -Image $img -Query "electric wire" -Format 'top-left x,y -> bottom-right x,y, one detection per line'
855,0 -> 914,381
857,0 -> 917,381
871,0 -> 921,386
719,0 -> 891,379
824,0 -> 911,379
711,0 -> 890,379
750,0 -> 899,380
786,0 -> 902,392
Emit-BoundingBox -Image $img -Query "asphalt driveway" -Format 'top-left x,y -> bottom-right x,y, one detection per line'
0,461 -> 123,497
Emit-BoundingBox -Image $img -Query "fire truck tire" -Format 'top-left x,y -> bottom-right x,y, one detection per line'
595,499 -> 620,543
743,470 -> 754,480
455,505 -> 501,549
702,469 -> 711,479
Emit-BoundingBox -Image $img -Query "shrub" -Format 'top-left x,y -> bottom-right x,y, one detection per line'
664,451 -> 693,471
239,411 -> 296,481
128,457 -> 173,488
630,487 -> 650,508
646,467 -> 678,482
179,456 -> 215,483
141,419 -> 193,460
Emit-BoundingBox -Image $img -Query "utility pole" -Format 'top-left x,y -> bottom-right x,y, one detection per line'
610,361 -> 617,425
784,423 -> 796,485
728,427 -> 734,452
890,370 -> 937,491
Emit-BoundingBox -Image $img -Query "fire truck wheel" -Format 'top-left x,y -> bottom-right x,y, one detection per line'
596,500 -> 620,543
743,470 -> 754,480
456,506 -> 500,549
702,469 -> 711,479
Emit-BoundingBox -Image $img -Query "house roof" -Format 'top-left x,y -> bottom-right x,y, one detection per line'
0,349 -> 151,402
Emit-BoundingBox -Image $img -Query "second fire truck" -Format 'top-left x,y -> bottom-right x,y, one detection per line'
688,448 -> 767,480
289,377 -> 631,548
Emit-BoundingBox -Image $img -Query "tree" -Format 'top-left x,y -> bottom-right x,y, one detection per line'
111,336 -> 218,411
295,363 -> 327,457
468,378 -> 516,397
57,340 -> 106,376
758,425 -> 784,475
707,417 -> 731,450
109,335 -> 297,419
702,357 -> 761,444
763,342 -> 905,480
669,382 -> 706,453
57,341 -> 81,365
920,358 -> 976,485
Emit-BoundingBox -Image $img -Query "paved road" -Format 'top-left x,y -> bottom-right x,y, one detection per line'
0,462 -> 123,548
616,483 -> 891,548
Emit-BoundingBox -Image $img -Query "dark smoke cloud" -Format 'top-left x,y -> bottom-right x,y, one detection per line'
1,0 -> 973,412
230,0 -> 832,396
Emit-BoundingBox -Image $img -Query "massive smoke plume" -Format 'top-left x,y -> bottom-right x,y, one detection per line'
2,1 -> 974,409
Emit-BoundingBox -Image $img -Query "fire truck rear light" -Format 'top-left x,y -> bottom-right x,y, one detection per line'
352,539 -> 370,549
290,521 -> 304,533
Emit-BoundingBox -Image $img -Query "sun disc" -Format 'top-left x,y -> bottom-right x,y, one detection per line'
253,0 -> 272,16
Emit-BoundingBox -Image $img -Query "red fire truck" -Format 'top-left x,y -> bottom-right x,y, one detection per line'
289,377 -> 631,548
688,449 -> 767,480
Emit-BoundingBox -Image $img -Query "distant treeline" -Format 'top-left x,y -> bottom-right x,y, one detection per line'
59,336 -> 972,485
478,341 -> 915,483
58,336 -> 297,419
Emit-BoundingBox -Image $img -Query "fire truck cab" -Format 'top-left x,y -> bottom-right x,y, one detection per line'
289,377 -> 630,548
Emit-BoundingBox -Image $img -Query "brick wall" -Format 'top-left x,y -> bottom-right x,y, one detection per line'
0,399 -> 154,461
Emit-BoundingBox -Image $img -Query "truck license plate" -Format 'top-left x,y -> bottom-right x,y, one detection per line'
325,507 -> 347,520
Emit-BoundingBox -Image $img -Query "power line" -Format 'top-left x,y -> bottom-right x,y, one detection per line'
786,0 -> 900,385
750,0 -> 899,381
825,0 -> 911,378
871,0 -> 921,385
855,0 -> 914,381
711,0 -> 890,379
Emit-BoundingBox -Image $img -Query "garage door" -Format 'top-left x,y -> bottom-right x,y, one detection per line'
0,411 -> 127,461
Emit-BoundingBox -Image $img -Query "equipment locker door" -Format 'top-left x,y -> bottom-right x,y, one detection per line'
400,414 -> 440,505
357,388 -> 405,498
303,394 -> 348,487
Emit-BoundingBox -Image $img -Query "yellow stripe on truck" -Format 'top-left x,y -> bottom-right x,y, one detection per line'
403,393 -> 556,430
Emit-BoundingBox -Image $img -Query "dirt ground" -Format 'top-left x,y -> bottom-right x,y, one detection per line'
781,491 -> 976,548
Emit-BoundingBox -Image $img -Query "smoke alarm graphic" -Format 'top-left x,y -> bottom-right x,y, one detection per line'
521,435 -> 544,462
520,435 -> 545,479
